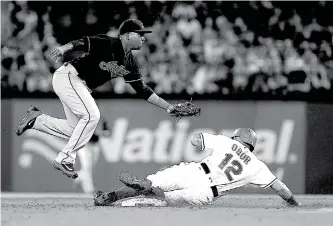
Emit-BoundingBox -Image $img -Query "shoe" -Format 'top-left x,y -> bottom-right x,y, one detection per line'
53,160 -> 78,179
94,191 -> 117,206
118,171 -> 152,191
94,191 -> 103,199
15,105 -> 42,136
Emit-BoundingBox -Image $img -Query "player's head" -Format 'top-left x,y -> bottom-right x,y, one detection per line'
231,127 -> 257,151
118,19 -> 152,50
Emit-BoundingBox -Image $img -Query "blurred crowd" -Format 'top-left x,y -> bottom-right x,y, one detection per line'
1,1 -> 333,100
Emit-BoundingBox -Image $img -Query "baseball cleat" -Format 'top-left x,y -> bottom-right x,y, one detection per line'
118,171 -> 152,191
15,105 -> 42,136
94,191 -> 117,206
94,191 -> 103,199
53,160 -> 78,179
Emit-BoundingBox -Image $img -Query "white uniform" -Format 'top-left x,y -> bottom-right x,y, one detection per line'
33,64 -> 100,164
147,133 -> 277,206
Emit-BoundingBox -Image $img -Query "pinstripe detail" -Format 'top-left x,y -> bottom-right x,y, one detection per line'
73,144 -> 85,152
214,180 -> 242,187
44,124 -> 70,139
86,36 -> 90,53
67,72 -> 90,151
200,133 -> 205,151
263,178 -> 278,189
30,128 -> 73,162
31,128 -> 71,161
125,78 -> 142,83
18,106 -> 34,125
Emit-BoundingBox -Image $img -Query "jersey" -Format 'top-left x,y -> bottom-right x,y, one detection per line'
70,34 -> 142,89
199,133 -> 277,194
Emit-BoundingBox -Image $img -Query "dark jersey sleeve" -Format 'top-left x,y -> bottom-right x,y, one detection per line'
128,80 -> 154,100
123,52 -> 142,83
82,35 -> 111,54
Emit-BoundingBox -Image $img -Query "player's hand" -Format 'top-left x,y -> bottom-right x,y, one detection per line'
49,47 -> 63,63
166,104 -> 175,114
166,100 -> 201,121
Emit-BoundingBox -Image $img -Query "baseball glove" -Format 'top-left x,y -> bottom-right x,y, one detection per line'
167,99 -> 201,121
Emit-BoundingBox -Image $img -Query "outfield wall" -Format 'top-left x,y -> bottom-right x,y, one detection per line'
1,99 -> 332,194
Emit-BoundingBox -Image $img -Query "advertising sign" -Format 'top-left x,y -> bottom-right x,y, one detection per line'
11,100 -> 306,193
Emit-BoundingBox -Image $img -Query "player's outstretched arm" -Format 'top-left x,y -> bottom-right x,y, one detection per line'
147,93 -> 174,112
128,80 -> 173,112
270,179 -> 300,206
129,80 -> 201,120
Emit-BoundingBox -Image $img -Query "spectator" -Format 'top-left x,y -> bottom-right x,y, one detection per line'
2,1 -> 332,101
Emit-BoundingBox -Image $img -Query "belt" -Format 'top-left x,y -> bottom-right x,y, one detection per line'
63,62 -> 92,93
63,62 -> 79,75
200,163 -> 218,198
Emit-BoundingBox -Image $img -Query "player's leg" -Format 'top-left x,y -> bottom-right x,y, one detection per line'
94,186 -> 164,206
95,185 -> 214,207
95,171 -> 165,206
146,162 -> 200,191
119,171 -> 153,191
94,186 -> 139,206
118,163 -> 198,192
54,83 -> 100,164
52,65 -> 100,178
15,103 -> 76,139
119,164 -> 213,197
163,186 -> 214,206
16,66 -> 81,139
32,100 -> 79,139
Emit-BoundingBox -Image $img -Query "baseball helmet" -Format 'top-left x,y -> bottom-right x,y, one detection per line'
231,127 -> 257,151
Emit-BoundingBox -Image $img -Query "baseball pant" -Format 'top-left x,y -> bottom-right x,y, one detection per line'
147,162 -> 214,205
33,63 -> 100,164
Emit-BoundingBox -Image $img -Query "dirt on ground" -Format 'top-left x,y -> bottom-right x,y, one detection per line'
2,195 -> 333,226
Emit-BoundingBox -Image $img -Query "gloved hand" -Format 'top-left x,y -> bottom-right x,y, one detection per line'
167,99 -> 201,121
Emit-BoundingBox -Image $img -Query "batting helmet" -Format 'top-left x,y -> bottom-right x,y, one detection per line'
231,127 -> 257,151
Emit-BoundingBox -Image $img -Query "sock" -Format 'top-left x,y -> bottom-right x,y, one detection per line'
114,186 -> 142,200
151,187 -> 165,199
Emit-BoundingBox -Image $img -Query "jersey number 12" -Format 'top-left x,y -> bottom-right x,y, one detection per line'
218,153 -> 243,181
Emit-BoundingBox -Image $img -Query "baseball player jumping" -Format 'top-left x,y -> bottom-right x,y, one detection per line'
15,19 -> 180,179
94,127 -> 300,207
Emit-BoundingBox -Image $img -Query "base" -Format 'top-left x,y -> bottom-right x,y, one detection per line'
113,195 -> 168,207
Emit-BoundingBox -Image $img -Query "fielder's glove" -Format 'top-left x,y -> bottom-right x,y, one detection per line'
167,99 -> 201,121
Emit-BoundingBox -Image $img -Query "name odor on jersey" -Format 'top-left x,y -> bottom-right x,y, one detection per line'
231,144 -> 251,165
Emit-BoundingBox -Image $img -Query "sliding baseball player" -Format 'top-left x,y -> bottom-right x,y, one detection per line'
94,127 -> 299,207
